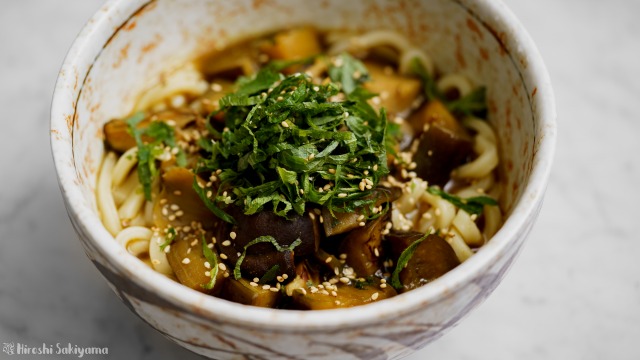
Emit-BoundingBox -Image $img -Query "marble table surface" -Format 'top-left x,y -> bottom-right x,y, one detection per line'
1,0 -> 638,359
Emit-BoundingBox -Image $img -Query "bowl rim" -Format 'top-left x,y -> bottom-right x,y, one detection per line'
51,0 -> 556,330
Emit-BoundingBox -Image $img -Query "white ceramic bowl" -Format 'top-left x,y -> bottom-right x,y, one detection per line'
51,0 -> 556,358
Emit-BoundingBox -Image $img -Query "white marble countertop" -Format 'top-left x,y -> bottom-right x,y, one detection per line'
1,0 -> 638,359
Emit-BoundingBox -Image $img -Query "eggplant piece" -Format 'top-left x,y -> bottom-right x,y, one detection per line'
291,278 -> 397,310
338,214 -> 388,277
386,232 -> 460,292
409,100 -> 473,187
220,278 -> 280,308
154,168 -> 221,231
165,235 -> 226,295
364,61 -> 422,115
104,109 -> 200,153
216,207 -> 321,280
322,187 -> 399,237
409,101 -> 473,187
104,119 -> 140,153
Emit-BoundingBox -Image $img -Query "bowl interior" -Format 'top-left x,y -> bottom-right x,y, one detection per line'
52,0 -> 555,356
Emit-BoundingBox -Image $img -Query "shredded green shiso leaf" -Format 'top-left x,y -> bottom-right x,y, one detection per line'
427,186 -> 498,216
126,112 -> 186,201
196,54 -> 392,222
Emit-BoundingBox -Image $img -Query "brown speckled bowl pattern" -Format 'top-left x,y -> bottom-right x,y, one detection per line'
51,0 -> 556,359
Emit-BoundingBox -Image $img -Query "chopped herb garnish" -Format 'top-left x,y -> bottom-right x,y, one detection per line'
233,236 -> 302,280
410,58 -> 488,118
259,264 -> 281,284
353,276 -> 375,290
196,57 -> 391,220
126,112 -> 186,201
391,232 -> 430,290
201,234 -> 219,290
159,227 -> 177,251
192,176 -> 235,224
427,187 -> 498,216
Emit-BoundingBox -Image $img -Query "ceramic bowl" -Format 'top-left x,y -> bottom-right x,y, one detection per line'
51,0 -> 556,358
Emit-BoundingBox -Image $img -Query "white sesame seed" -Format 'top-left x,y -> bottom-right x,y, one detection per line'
230,231 -> 237,240
331,291 -> 338,297
359,221 -> 365,227
374,248 -> 380,257
281,120 -> 289,128
207,243 -> 214,249
380,283 -> 387,289
218,263 -> 227,271
205,271 -> 211,277
222,240 -> 231,246
328,168 -> 336,174
163,245 -> 171,253
299,288 -> 308,295
277,276 -> 284,282
204,262 -> 211,269
250,282 -> 258,287
325,256 -> 333,264
220,253 -> 228,260
319,215 -> 324,224
371,292 -> 379,300
269,287 -> 279,292
262,284 -> 270,290
373,164 -> 378,171
339,253 -> 347,259
182,258 -> 191,264
381,279 -> 387,283
282,274 -> 288,280
335,300 -> 341,305
300,189 -> 304,195
339,277 -> 350,284
338,193 -> 347,198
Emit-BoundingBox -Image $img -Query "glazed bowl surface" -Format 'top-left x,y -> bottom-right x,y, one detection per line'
51,0 -> 556,359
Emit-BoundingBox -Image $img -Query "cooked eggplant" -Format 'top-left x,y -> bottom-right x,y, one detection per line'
104,119 -> 140,153
291,278 -> 396,310
220,278 -> 280,308
166,234 -> 226,295
216,207 -> 321,280
386,232 -> 460,292
409,101 -> 473,187
338,214 -> 388,277
322,187 -> 399,237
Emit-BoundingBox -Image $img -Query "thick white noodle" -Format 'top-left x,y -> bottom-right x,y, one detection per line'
483,204 -> 502,239
144,201 -> 155,227
454,130 -> 498,179
421,191 -> 456,230
452,209 -> 483,247
436,73 -> 473,98
117,185 -> 145,223
135,63 -> 208,112
327,30 -> 434,76
97,152 -> 122,236
454,173 -> 495,199
112,170 -> 139,207
115,226 -> 152,257
112,147 -> 138,187
447,229 -> 473,262
149,233 -> 173,276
